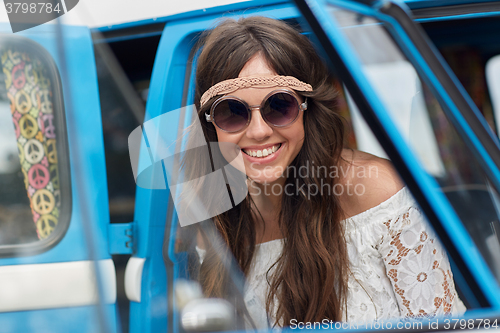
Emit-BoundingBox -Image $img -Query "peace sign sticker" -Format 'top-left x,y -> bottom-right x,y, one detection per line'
25,63 -> 39,86
12,62 -> 25,89
15,90 -> 32,114
31,86 -> 40,111
3,67 -> 12,89
41,114 -> 56,139
36,214 -> 58,239
39,90 -> 53,114
28,164 -> 50,189
45,139 -> 57,164
19,114 -> 38,139
32,189 -> 55,215
24,139 -> 44,164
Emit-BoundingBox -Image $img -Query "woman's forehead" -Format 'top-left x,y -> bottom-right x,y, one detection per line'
238,54 -> 276,78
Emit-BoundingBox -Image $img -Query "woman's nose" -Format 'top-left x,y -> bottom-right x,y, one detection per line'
245,108 -> 273,141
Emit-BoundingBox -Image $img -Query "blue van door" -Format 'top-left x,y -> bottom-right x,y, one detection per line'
0,22 -> 117,333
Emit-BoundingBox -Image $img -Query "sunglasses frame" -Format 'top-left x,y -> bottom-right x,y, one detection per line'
205,89 -> 308,133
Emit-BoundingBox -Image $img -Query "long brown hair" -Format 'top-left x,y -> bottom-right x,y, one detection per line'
190,16 -> 349,326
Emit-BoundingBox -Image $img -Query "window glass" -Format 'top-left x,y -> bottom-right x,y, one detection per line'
486,55 -> 500,136
0,41 -> 70,251
93,35 -> 159,225
421,17 -> 499,136
328,5 -> 500,283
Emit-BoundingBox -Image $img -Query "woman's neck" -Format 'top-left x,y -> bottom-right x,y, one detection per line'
248,177 -> 284,244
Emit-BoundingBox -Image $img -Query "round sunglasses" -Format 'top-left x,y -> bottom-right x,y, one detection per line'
204,89 -> 308,133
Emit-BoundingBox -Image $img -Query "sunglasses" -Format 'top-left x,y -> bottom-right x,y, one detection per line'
204,89 -> 307,133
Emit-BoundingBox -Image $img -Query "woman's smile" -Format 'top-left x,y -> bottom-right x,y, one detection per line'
241,143 -> 282,161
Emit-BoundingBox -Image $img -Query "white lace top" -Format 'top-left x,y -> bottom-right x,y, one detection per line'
196,187 -> 466,328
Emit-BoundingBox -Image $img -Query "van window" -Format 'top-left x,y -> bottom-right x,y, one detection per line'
330,6 -> 500,286
0,38 -> 71,254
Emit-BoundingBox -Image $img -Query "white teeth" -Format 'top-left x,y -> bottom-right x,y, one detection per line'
243,144 -> 281,158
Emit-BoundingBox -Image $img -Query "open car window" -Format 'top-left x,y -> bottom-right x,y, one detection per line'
332,7 -> 500,284
296,0 -> 500,313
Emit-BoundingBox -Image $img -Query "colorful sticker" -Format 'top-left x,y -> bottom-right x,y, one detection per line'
2,49 -> 60,239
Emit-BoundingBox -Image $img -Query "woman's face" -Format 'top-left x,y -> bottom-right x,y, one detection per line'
214,54 -> 305,185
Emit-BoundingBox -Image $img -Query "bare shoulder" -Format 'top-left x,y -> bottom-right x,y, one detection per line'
338,149 -> 404,218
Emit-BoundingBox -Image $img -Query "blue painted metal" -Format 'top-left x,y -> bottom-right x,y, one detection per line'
0,23 -> 111,265
90,0 -> 500,35
94,31 -> 163,44
0,305 -> 117,333
415,11 -> 500,22
0,22 -> 116,332
93,0 -> 290,34
108,222 -> 136,255
403,0 -> 500,9
314,0 -> 500,308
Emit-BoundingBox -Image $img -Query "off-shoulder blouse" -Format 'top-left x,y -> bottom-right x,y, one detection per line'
197,187 -> 466,328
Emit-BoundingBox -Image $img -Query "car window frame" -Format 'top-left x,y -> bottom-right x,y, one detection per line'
0,35 -> 72,257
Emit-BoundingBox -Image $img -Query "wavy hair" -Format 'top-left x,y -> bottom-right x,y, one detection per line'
189,16 -> 349,327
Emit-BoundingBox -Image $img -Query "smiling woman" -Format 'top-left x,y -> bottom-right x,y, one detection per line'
184,16 -> 466,329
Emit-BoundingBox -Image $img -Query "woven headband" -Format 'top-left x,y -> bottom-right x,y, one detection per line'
200,75 -> 313,107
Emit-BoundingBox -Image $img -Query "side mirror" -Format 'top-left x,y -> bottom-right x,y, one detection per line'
175,279 -> 235,332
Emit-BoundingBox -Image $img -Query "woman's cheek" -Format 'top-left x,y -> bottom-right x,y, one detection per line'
217,141 -> 247,175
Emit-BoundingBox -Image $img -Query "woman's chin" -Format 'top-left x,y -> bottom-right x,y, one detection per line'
247,174 -> 285,187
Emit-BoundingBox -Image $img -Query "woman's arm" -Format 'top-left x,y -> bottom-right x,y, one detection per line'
343,151 -> 466,317
377,201 -> 466,317
357,156 -> 468,317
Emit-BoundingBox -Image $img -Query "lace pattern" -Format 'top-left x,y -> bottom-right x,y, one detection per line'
344,187 -> 465,322
196,187 -> 466,328
200,75 -> 313,107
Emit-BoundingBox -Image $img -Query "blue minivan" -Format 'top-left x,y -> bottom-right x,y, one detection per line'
1,0 -> 500,332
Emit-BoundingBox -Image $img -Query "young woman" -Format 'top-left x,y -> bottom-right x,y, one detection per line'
189,16 -> 466,329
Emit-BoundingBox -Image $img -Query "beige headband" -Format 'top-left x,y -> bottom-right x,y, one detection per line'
200,75 -> 313,108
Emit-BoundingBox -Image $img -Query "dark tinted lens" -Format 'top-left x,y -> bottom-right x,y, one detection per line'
213,99 -> 249,132
262,92 -> 299,126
